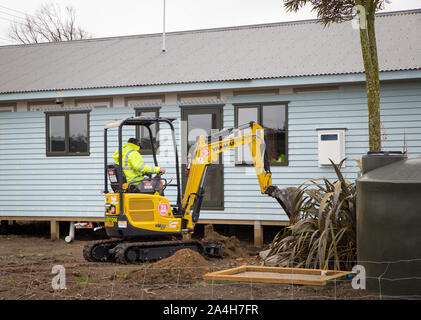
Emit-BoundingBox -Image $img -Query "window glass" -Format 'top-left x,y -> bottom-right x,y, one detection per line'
235,104 -> 288,165
238,107 -> 258,126
187,113 -> 217,202
46,111 -> 89,156
237,107 -> 258,164
69,113 -> 88,153
139,111 -> 156,150
187,113 -> 214,152
262,105 -> 287,164
182,108 -> 222,209
49,115 -> 65,152
136,109 -> 159,153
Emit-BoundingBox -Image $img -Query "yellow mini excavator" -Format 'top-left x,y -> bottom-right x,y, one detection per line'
83,116 -> 288,264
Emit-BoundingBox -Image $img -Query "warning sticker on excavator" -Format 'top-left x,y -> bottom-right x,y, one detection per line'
118,221 -> 127,228
110,196 -> 118,204
158,203 -> 169,216
169,221 -> 178,229
201,148 -> 210,157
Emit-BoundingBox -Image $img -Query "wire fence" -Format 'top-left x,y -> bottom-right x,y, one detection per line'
1,256 -> 420,300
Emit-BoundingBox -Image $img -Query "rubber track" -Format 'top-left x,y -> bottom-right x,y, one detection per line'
113,239 -> 204,264
83,239 -> 122,262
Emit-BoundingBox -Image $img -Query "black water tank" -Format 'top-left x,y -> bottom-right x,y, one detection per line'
357,152 -> 421,298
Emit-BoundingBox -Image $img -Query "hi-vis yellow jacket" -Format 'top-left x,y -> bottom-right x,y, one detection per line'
112,142 -> 160,185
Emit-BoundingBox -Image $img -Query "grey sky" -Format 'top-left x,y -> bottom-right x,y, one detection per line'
0,0 -> 420,45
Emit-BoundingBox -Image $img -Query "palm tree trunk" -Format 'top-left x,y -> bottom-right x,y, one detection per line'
358,1 -> 382,151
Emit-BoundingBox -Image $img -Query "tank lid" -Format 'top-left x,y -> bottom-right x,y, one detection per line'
359,157 -> 421,183
367,151 -> 403,155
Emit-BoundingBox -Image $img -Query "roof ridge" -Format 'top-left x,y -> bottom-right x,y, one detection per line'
1,8 -> 419,49
88,8 -> 421,39
376,8 -> 421,17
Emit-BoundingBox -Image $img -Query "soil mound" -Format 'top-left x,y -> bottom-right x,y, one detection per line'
126,248 -> 212,284
152,248 -> 210,270
202,224 -> 248,258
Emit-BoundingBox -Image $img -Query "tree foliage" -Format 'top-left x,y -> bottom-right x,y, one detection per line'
8,2 -> 91,44
284,0 -> 386,24
284,0 -> 389,151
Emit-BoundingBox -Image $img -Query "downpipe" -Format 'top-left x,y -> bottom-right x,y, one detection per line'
65,222 -> 75,243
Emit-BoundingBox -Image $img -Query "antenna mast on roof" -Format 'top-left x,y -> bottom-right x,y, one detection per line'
162,0 -> 166,52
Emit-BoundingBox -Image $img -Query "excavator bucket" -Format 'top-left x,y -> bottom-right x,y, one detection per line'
265,186 -> 300,223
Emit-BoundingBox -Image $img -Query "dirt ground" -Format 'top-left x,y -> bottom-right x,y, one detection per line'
0,221 -> 382,301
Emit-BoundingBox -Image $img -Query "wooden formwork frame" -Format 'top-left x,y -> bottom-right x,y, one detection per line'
203,265 -> 351,286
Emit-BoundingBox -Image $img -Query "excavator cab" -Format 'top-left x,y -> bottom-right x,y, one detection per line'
102,117 -> 184,241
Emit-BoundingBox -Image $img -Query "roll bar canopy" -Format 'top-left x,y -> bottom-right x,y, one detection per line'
104,116 -> 181,213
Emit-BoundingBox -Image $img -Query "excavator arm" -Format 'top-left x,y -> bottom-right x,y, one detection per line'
180,121 -> 288,232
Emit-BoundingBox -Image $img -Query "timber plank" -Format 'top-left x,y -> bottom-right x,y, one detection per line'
203,265 -> 351,286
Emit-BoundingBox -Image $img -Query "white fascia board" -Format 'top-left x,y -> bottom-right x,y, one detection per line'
0,70 -> 420,102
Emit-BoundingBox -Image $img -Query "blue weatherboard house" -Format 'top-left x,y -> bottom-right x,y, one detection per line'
0,10 -> 420,245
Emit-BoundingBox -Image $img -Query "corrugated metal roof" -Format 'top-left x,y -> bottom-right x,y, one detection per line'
0,9 -> 420,94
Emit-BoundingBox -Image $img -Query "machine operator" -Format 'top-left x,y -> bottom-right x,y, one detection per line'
112,138 -> 166,192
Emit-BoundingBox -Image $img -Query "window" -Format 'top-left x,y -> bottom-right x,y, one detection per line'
0,103 -> 17,112
181,106 -> 224,210
28,101 -> 58,111
135,108 -> 160,155
75,98 -> 112,108
235,103 -> 288,166
46,111 -> 90,156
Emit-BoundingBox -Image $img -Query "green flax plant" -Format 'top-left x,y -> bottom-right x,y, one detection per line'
266,159 -> 357,271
